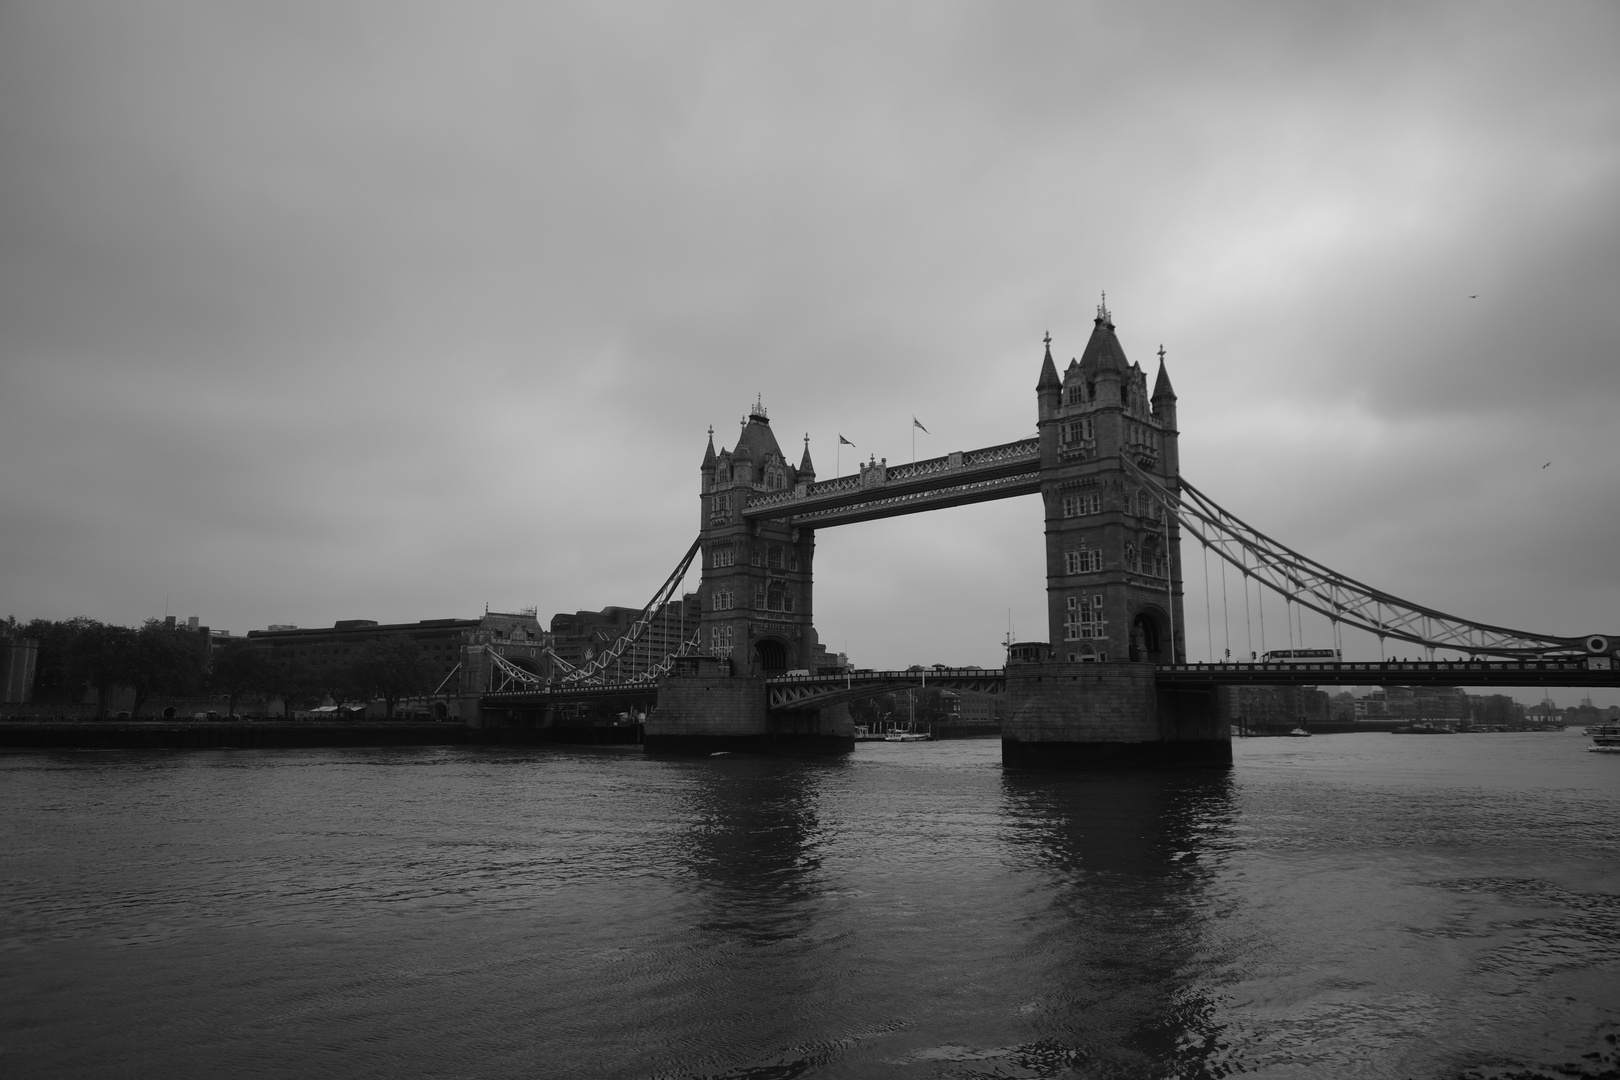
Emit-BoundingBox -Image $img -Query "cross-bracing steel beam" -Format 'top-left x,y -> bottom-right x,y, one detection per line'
558,537 -> 704,686
1120,457 -> 1607,658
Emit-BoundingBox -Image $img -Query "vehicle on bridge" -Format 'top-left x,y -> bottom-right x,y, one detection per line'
1263,649 -> 1342,664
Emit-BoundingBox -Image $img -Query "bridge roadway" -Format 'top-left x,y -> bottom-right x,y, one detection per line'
480,657 -> 1617,712
1154,656 -> 1618,687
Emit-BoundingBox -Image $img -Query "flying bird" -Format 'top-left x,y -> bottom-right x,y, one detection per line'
1468,294 -> 1478,299
1543,461 -> 1553,469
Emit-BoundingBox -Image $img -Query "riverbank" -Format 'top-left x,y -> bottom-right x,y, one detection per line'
0,720 -> 470,750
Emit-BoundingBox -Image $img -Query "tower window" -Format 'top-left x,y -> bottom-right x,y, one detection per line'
709,626 -> 734,657
767,546 -> 784,570
711,545 -> 736,568
1064,594 -> 1107,640
1065,547 -> 1103,575
1061,492 -> 1101,518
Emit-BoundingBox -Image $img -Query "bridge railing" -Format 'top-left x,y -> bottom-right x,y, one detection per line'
961,437 -> 1041,467
767,667 -> 1005,684
1159,658 -> 1599,674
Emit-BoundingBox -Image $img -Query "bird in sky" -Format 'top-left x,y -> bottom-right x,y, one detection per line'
1468,294 -> 1478,299
1543,461 -> 1553,469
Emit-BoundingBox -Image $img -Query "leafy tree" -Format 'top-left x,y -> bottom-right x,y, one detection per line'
318,665 -> 367,718
23,617 -> 94,701
351,637 -> 437,719
263,658 -> 321,719
128,620 -> 209,719
65,620 -> 138,718
209,639 -> 275,717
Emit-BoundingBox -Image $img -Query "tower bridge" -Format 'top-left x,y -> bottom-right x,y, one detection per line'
477,300 -> 1617,765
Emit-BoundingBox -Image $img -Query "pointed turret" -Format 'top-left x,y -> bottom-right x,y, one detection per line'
1151,344 -> 1176,402
1077,294 -> 1127,376
732,397 -> 783,463
701,426 -> 717,469
1037,331 -> 1062,430
1037,332 -> 1061,393
798,433 -> 816,481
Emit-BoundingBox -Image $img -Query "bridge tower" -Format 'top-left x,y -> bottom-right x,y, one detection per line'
1037,299 -> 1186,665
695,399 -> 820,675
645,398 -> 851,755
1005,299 -> 1227,767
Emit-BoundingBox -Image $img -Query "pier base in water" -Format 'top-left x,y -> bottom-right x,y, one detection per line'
646,662 -> 854,756
1003,660 -> 1230,769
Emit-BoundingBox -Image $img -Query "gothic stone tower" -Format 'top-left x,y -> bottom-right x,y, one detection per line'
696,399 -> 819,675
1038,299 -> 1186,664
645,399 -> 850,755
1004,300 -> 1229,768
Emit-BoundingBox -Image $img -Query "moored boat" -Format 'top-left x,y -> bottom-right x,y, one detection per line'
1586,723 -> 1620,754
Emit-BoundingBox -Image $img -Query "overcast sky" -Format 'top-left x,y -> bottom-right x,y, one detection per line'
2,2 -> 1617,704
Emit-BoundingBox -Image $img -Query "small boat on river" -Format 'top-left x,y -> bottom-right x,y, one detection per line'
1587,723 -> 1620,754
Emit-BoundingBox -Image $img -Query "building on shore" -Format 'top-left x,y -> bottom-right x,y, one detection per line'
547,595 -> 701,675
246,610 -> 549,700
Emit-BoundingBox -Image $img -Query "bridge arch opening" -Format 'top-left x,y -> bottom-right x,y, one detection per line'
505,655 -> 540,675
1131,609 -> 1168,663
753,638 -> 789,676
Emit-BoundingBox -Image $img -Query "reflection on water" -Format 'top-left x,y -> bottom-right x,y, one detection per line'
992,770 -> 1239,1077
677,758 -> 834,945
2,735 -> 1618,1079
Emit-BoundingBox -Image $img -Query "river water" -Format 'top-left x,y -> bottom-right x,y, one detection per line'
3,731 -> 1618,1079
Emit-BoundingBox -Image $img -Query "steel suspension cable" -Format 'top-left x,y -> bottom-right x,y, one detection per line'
1118,456 -> 1594,658
1202,542 -> 1213,663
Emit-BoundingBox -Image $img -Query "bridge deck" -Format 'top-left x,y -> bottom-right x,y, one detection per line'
480,658 -> 1616,710
1155,658 -> 1617,687
742,439 -> 1041,527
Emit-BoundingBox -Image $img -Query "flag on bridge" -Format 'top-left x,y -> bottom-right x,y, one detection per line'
839,434 -> 855,446
913,417 -> 930,434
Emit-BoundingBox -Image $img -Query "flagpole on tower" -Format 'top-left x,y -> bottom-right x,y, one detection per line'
911,416 -> 929,463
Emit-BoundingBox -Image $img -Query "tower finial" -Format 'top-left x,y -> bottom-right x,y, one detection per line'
1043,331 -> 1052,347
1097,291 -> 1111,323
1158,344 -> 1166,364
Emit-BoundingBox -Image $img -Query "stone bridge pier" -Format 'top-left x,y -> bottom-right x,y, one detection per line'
643,657 -> 853,756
